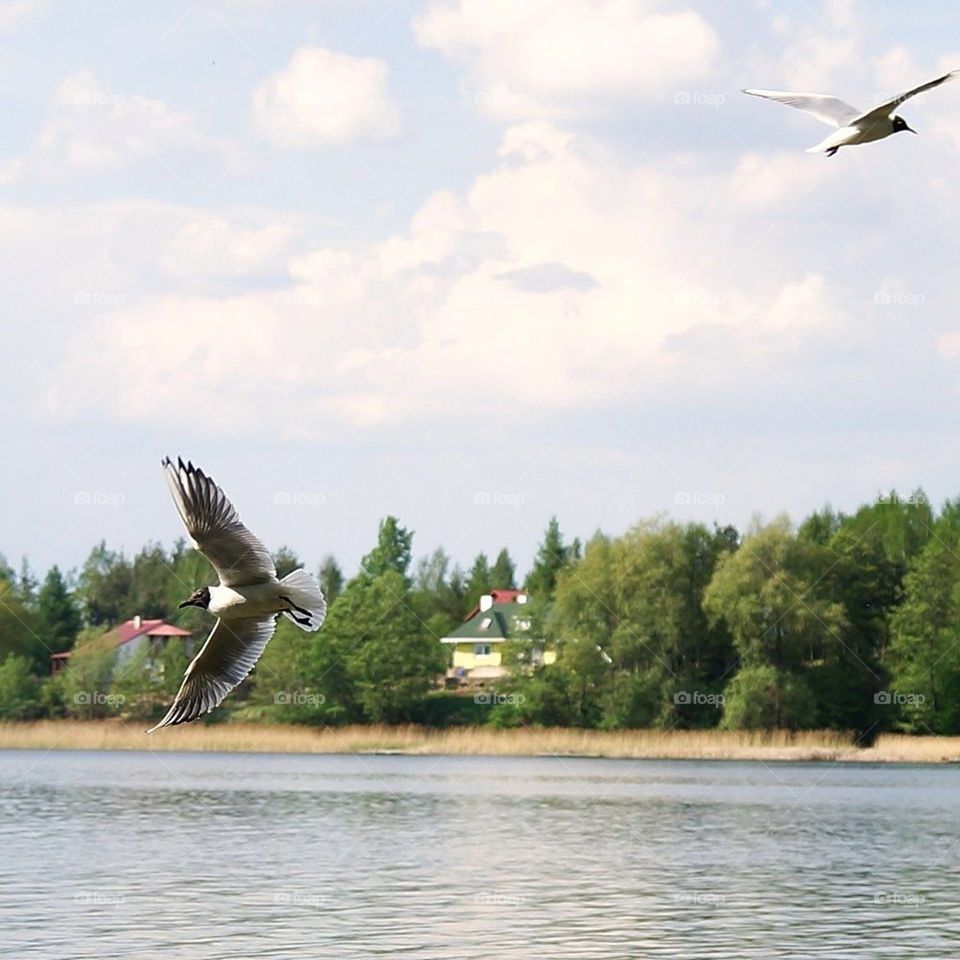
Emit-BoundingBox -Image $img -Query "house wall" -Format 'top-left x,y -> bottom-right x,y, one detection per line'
114,635 -> 148,667
452,643 -> 503,670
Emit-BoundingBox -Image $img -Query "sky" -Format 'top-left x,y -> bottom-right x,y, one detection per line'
4,0 -> 960,584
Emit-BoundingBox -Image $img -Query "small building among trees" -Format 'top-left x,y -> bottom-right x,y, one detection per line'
440,590 -> 555,683
50,616 -> 192,675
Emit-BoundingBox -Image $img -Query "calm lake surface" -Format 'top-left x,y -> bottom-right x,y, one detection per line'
1,750 -> 958,959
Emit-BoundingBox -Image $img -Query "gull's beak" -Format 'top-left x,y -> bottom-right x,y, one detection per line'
906,124 -> 917,134
178,598 -> 194,609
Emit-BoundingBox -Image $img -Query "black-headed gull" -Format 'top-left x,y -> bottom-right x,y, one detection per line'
148,457 -> 326,732
744,69 -> 959,155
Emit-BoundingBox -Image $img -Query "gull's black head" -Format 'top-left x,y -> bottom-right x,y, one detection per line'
179,586 -> 211,610
892,115 -> 917,134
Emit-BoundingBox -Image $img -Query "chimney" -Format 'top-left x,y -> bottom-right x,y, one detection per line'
134,615 -> 142,630
479,594 -> 493,612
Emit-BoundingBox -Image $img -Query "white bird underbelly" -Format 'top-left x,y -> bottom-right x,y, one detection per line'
807,126 -> 862,153
209,582 -> 289,619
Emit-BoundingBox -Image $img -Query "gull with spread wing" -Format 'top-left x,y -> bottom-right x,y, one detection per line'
744,69 -> 959,155
148,457 -> 326,732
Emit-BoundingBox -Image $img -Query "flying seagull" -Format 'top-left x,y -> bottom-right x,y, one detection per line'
148,457 -> 326,732
744,69 -> 960,155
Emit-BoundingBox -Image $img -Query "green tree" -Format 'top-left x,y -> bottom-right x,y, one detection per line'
313,570 -> 445,723
805,493 -> 932,735
464,552 -> 492,607
720,664 -> 817,730
318,554 -> 344,605
550,521 -> 736,729
361,516 -> 413,581
272,545 -> 302,580
77,542 -> 133,626
0,566 -> 42,668
0,655 -> 43,719
248,616 -> 331,723
703,516 -> 845,729
525,516 -> 571,601
411,549 -> 457,642
35,566 -> 82,671
437,566 -> 468,624
490,548 -> 517,589
60,638 -> 119,719
130,543 -> 176,619
887,500 -> 960,733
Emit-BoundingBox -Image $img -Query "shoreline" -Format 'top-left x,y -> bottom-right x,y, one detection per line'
2,721 -> 960,763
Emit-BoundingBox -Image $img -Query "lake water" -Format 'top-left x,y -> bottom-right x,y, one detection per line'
1,750 -> 958,959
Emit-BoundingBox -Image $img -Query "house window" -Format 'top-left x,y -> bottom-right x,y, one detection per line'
475,643 -> 492,656
479,617 -> 492,631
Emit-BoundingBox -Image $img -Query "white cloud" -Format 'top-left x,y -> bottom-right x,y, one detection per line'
413,0 -> 720,119
49,119 -> 857,437
252,46 -> 401,147
3,70 -> 211,180
159,216 -> 302,278
728,151 -> 837,207
0,0 -> 41,31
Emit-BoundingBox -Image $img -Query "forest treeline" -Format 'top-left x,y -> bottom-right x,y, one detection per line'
0,489 -> 957,737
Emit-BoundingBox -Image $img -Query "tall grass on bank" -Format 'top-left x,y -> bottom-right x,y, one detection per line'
2,721 -> 959,762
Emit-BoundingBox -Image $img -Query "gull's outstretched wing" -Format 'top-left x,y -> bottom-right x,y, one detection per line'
147,616 -> 277,731
855,69 -> 960,124
743,89 -> 861,127
163,456 -> 276,587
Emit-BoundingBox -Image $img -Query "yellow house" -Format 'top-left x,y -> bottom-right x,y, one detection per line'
441,590 -> 556,682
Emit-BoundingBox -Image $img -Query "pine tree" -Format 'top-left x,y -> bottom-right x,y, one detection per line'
465,553 -> 491,606
361,517 -> 413,581
490,548 -> 517,589
525,516 -> 570,601
272,545 -> 302,580
318,554 -> 344,605
37,566 -> 82,656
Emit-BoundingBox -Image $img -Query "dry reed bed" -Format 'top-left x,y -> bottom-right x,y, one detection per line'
2,721 -> 959,762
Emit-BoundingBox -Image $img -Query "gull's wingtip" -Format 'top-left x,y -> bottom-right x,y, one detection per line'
146,709 -> 179,733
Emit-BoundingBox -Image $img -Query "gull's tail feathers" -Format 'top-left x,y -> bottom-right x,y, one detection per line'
279,568 -> 327,633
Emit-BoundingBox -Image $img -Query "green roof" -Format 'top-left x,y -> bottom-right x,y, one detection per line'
441,602 -> 534,643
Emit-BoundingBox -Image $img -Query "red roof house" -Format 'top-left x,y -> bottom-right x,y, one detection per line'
50,616 -> 192,674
